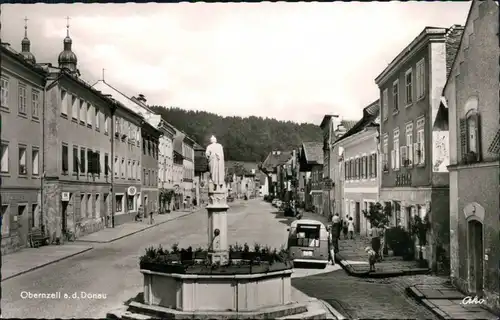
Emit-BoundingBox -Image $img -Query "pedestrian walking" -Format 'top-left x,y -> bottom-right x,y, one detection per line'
135,205 -> 144,222
379,224 -> 387,261
331,213 -> 341,254
342,215 -> 349,239
327,226 -> 336,265
347,217 -> 355,239
149,211 -> 155,225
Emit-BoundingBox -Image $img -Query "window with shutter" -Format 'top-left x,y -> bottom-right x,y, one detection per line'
368,155 -> 372,177
459,118 -> 467,161
374,154 -> 377,177
87,150 -> 93,174
391,150 -> 395,169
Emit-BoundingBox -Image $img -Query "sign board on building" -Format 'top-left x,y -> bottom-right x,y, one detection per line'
127,186 -> 137,196
61,192 -> 70,202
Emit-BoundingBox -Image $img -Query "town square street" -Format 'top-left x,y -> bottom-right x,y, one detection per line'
3,199 -> 435,319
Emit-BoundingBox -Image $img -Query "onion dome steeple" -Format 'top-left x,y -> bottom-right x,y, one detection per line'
58,16 -> 78,74
20,17 -> 36,64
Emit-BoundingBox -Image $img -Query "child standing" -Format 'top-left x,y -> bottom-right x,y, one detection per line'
365,246 -> 377,272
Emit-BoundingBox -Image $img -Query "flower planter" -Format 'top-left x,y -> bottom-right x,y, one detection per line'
140,260 -> 292,275
194,252 -> 208,260
230,252 -> 244,260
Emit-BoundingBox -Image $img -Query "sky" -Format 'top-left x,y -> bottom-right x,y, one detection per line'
2,2 -> 471,124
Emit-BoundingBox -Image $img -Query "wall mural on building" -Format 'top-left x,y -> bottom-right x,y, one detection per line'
433,131 -> 449,172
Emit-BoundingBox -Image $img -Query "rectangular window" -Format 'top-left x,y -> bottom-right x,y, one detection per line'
143,169 -> 147,184
121,158 -> 125,177
406,123 -> 414,166
95,107 -> 100,130
18,145 -> 27,175
87,103 -> 93,127
80,194 -> 86,218
73,146 -> 79,174
383,135 -> 388,172
364,156 -> 368,178
114,157 -> 119,177
31,203 -> 38,228
104,153 -> 109,176
1,141 -> 9,173
61,90 -> 68,115
80,148 -> 86,173
95,194 -> 100,219
18,84 -> 27,115
1,77 -> 9,109
79,100 -> 86,124
142,139 -> 146,155
137,162 -> 140,181
94,151 -> 101,175
400,145 -> 407,167
127,160 -> 131,179
62,144 -> 69,173
87,194 -> 92,217
127,195 -> 134,211
87,150 -> 93,174
405,68 -> 413,105
416,128 -> 425,165
393,129 -> 400,170
416,59 -> 425,100
32,147 -> 39,175
392,80 -> 399,112
104,115 -> 109,134
116,195 -> 123,213
72,95 -> 78,120
32,90 -> 40,118
1,205 -> 9,237
372,153 -> 378,177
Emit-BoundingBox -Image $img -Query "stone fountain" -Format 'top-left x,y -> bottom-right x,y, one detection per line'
107,137 -> 326,319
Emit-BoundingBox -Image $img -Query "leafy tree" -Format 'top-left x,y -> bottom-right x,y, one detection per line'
149,106 -> 322,162
362,202 -> 392,227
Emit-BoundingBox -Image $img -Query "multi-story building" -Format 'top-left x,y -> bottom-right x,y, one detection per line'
41,24 -> 145,240
1,38 -> 46,254
334,101 -> 380,236
182,134 -> 195,206
298,142 -> 323,212
444,0 -> 499,312
172,135 -> 184,210
111,99 -> 143,226
158,121 -> 175,211
319,115 -> 356,217
194,143 -> 208,206
261,151 -> 292,198
374,25 -> 464,270
141,121 -> 161,214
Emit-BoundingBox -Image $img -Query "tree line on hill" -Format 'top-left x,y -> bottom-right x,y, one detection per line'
149,106 -> 322,162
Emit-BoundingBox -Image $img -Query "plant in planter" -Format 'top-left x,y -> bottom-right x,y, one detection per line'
362,202 -> 391,228
193,247 -> 208,260
410,214 -> 430,267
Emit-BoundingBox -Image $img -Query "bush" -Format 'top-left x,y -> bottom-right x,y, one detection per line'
385,226 -> 413,258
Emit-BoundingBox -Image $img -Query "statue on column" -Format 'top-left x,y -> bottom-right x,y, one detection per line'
206,135 -> 225,190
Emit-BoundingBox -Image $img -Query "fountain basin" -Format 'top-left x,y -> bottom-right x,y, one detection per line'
142,268 -> 293,312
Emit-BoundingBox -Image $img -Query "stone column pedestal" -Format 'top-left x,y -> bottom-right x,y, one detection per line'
207,183 -> 229,265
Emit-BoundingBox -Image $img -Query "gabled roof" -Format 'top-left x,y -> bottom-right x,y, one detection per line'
335,100 -> 380,145
340,120 -> 358,132
301,142 -> 323,165
1,43 -> 47,77
261,151 -> 293,172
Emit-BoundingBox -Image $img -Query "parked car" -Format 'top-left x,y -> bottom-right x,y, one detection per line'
287,219 -> 330,268
272,199 -> 279,207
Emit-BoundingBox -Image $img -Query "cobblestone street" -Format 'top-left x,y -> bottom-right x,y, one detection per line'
293,270 -> 448,319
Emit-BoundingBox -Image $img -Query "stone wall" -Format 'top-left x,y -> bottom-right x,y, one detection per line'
42,181 -> 62,243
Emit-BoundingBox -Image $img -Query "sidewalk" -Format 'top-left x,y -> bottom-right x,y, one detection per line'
334,236 -> 429,278
77,208 -> 201,243
2,244 -> 93,281
407,283 -> 498,319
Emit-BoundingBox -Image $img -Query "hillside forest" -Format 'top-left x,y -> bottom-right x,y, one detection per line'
149,106 -> 322,162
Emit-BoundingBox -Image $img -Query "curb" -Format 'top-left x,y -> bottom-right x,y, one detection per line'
2,246 -> 93,282
317,299 -> 346,320
77,209 -> 201,244
334,254 -> 430,278
406,286 -> 452,320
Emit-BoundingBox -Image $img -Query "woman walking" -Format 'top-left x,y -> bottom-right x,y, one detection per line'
347,217 -> 355,239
